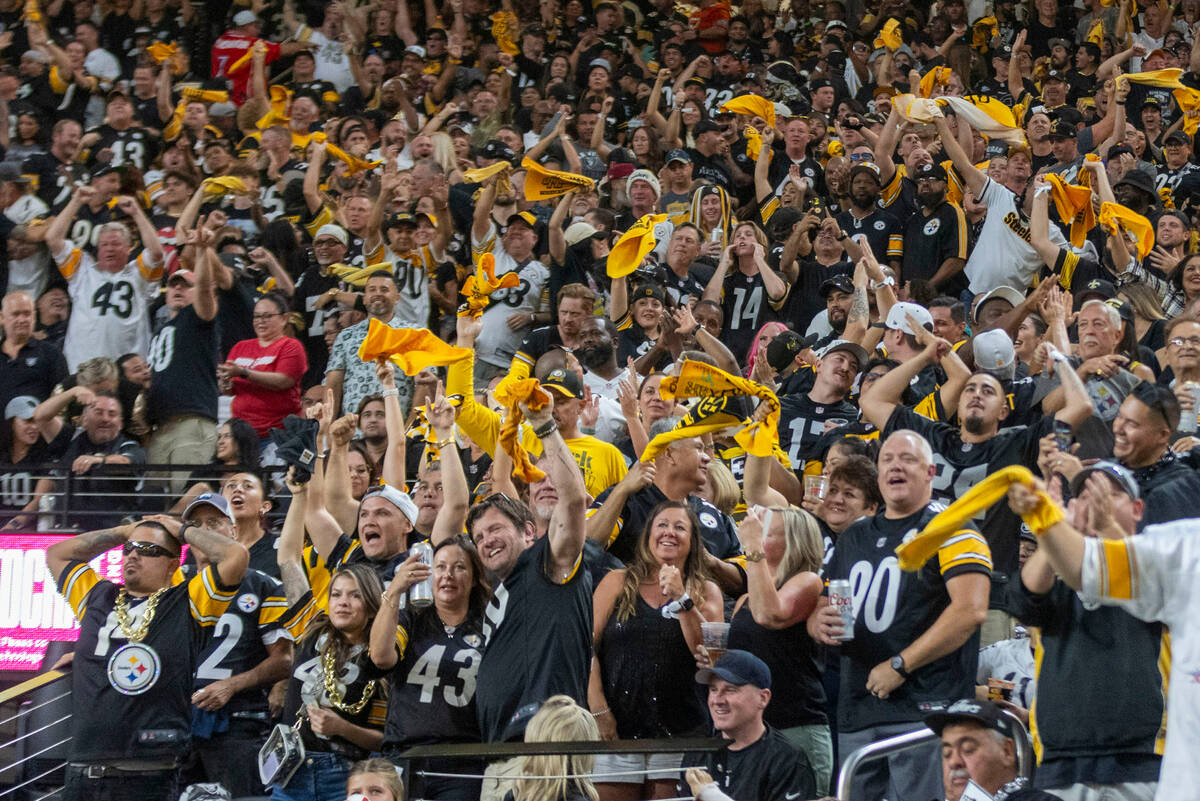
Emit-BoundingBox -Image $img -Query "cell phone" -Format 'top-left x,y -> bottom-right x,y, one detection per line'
1053,419 -> 1072,451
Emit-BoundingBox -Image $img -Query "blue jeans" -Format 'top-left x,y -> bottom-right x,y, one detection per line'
269,751 -> 351,801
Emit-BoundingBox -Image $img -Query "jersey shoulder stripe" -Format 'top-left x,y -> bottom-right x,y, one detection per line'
59,562 -> 102,618
188,564 -> 239,625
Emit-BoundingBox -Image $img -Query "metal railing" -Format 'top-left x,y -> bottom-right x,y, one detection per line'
0,669 -> 71,801
835,709 -> 1035,801
0,463 -> 292,532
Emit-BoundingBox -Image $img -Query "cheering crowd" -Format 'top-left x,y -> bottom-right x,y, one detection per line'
5,0 -> 1200,798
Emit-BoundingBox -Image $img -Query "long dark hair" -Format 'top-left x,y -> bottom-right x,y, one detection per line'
408,536 -> 493,642
258,220 -> 306,280
217,417 -> 261,468
613,501 -> 709,622
301,564 -> 385,669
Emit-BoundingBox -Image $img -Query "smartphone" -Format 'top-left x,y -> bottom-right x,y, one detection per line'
1053,419 -> 1072,451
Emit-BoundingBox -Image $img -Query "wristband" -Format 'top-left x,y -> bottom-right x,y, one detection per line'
690,322 -> 703,336
175,522 -> 191,545
532,419 -> 558,439
381,388 -> 400,398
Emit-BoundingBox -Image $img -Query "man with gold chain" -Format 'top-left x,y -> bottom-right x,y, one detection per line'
47,514 -> 249,801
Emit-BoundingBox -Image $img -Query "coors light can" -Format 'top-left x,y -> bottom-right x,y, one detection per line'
828,579 -> 855,642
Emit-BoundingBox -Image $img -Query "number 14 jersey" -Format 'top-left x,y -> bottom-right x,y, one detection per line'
825,505 -> 991,732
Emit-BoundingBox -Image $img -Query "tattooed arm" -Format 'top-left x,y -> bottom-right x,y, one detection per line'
146,514 -> 249,589
842,259 -> 873,346
46,523 -> 134,579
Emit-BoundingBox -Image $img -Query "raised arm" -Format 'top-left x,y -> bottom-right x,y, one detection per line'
549,191 -> 573,266
873,107 -> 902,188
860,334 -> 948,428
472,168 -> 503,245
303,143 -> 328,216
277,470 -> 311,604
523,394 -> 587,579
427,386 -> 469,546
156,514 -> 249,588
742,451 -> 789,508
377,360 -> 408,489
702,247 -> 733,303
931,112 -> 987,197
754,126 -> 777,204
45,185 -> 88,256
46,522 -> 133,583
737,508 -> 821,629
673,305 -> 740,375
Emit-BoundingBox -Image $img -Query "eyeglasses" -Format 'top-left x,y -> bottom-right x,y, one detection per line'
123,541 -> 178,558
312,239 -> 343,248
849,153 -> 872,162
1170,336 -> 1200,348
252,312 -> 284,320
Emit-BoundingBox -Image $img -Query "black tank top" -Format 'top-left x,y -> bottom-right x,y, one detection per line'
728,602 -> 828,728
599,594 -> 708,739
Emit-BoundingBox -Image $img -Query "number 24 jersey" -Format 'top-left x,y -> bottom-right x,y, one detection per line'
825,505 -> 992,731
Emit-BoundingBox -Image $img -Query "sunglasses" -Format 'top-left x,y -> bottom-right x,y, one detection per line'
123,541 -> 178,558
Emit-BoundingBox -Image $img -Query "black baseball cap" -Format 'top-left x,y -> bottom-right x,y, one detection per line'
1043,69 -> 1069,84
1115,168 -> 1157,198
924,699 -> 1014,738
1165,130 -> 1192,146
766,330 -> 818,372
542,368 -> 584,399
693,120 -> 721,136
631,283 -> 666,304
1048,120 -> 1076,140
820,274 -> 855,298
506,211 -> 539,231
915,162 -> 947,182
480,139 -> 516,163
695,649 -> 772,690
1077,278 -> 1116,301
810,77 -> 834,91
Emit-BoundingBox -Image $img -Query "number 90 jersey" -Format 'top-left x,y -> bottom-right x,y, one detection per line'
825,505 -> 992,732
375,608 -> 484,749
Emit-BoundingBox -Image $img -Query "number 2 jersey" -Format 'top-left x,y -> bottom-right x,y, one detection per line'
825,505 -> 992,732
54,561 -> 237,763
52,240 -> 162,371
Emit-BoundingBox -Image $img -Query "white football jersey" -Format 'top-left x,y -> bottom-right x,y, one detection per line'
54,242 -> 163,371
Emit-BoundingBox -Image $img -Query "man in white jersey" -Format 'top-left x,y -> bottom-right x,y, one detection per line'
1006,478 -> 1200,801
471,170 -> 550,385
930,112 -> 1068,295
44,187 -> 164,371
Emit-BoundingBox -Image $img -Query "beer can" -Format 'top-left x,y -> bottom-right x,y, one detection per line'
1180,382 -> 1200,434
827,579 -> 855,642
407,540 -> 435,608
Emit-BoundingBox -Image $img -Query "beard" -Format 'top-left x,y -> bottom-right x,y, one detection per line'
576,342 -> 613,370
829,310 -> 847,332
963,414 -> 989,435
918,189 -> 946,209
850,190 -> 877,211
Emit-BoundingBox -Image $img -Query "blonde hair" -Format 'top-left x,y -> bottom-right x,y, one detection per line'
705,460 -> 741,515
514,696 -> 600,801
430,131 -> 459,174
768,507 -> 824,588
348,758 -> 405,801
1120,283 -> 1167,323
76,357 -> 119,387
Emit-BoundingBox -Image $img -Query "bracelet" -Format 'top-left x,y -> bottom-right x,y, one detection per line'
690,322 -> 703,336
176,522 -> 191,545
532,419 -> 558,439
744,550 -> 766,563
428,438 -> 454,449
241,366 -> 250,378
591,708 -> 611,717
381,388 -> 400,398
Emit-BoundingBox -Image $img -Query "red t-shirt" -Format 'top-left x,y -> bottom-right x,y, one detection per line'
693,4 -> 731,53
227,336 -> 307,437
211,31 -> 281,105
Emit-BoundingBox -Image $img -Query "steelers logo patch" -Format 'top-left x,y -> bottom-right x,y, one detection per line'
238,593 -> 260,613
923,219 -> 941,235
874,220 -> 887,230
107,643 -> 161,695
699,512 -> 719,529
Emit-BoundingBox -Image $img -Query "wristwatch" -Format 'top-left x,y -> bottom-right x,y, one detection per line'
677,593 -> 695,612
890,655 -> 910,679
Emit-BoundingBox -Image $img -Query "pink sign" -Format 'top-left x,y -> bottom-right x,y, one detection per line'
0,534 -> 126,671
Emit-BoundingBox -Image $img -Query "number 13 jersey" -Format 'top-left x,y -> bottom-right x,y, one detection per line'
825,505 -> 991,732
52,240 -> 162,371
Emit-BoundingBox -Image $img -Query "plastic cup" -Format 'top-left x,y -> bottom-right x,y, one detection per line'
804,475 -> 830,500
701,622 -> 730,663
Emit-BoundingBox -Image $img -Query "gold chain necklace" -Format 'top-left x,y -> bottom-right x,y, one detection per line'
114,587 -> 168,642
320,645 -> 378,715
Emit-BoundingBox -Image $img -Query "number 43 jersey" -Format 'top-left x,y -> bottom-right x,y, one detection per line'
825,505 -> 992,732
52,240 -> 162,371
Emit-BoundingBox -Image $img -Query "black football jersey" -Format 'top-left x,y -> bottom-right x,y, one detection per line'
283,630 -> 387,756
825,505 -> 991,731
190,569 -> 296,715
378,608 -> 485,747
85,125 -> 162,170
884,407 -> 1052,583
55,561 -> 237,762
778,393 -> 860,466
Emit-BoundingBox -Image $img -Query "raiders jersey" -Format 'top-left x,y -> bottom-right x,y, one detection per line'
85,125 -> 162,171
376,607 -> 485,748
475,536 -> 592,742
190,569 -> 304,715
825,505 -> 991,732
55,561 -> 237,762
778,394 -> 860,466
884,407 -> 1053,589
